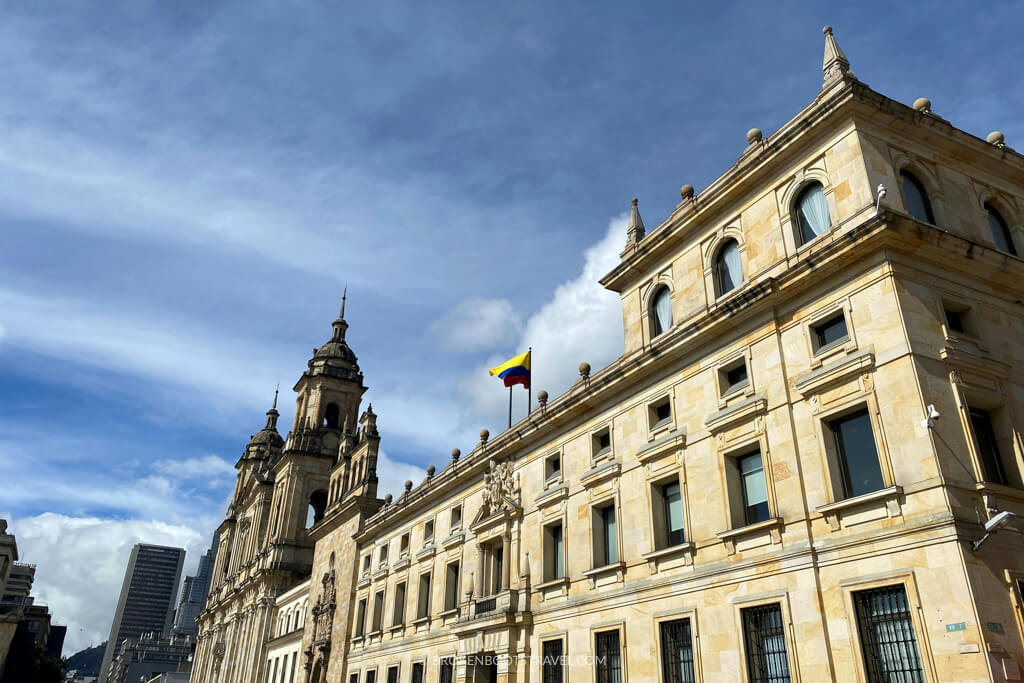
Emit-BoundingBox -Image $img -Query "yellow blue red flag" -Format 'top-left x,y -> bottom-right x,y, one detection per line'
489,350 -> 531,389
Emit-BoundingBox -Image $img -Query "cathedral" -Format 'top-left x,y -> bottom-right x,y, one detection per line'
193,27 -> 1024,683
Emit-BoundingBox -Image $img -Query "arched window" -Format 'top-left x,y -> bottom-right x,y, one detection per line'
900,170 -> 934,223
323,403 -> 340,429
794,182 -> 831,245
986,204 -> 1018,256
306,489 -> 328,528
650,286 -> 673,337
714,239 -> 744,296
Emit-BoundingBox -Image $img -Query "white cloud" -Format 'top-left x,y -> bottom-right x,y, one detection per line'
153,455 -> 237,481
428,297 -> 522,353
6,513 -> 209,656
375,449 -> 426,502
455,214 -> 626,429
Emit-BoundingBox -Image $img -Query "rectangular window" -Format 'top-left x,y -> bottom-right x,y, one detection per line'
720,359 -> 749,396
594,630 -> 622,683
392,582 -> 406,626
542,639 -> 564,683
271,659 -> 279,683
853,586 -> 925,683
417,572 -> 432,619
290,652 -> 297,683
371,589 -> 384,632
450,505 -> 463,531
659,618 -> 695,683
444,561 -> 460,611
411,663 -> 424,683
593,503 -> 618,567
828,409 -> 885,498
544,521 -> 565,580
362,554 -> 371,573
649,397 -> 672,431
366,670 -> 377,683
387,666 -> 399,683
593,427 -> 612,459
379,545 -> 389,565
969,407 -> 1008,486
811,312 -> 849,353
400,533 -> 410,556
652,480 -> 686,549
439,659 -> 454,683
351,674 -> 359,683
356,593 -> 368,638
546,453 -> 562,482
738,451 -> 770,526
423,522 -> 434,545
741,604 -> 791,683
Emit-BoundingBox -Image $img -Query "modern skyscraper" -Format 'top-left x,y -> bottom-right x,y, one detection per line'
172,537 -> 217,637
99,544 -> 185,683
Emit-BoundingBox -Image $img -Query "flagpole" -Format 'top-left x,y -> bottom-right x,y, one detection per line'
527,347 -> 532,416
508,385 -> 513,429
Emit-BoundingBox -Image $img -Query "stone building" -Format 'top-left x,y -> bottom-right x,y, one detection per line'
193,26 -> 1024,683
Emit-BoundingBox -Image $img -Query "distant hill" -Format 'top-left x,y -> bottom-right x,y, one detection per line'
64,642 -> 106,676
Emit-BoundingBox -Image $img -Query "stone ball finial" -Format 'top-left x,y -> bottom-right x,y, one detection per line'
451,448 -> 461,461
537,390 -> 548,406
480,429 -> 489,443
746,128 -> 763,145
384,493 -> 393,504
680,184 -> 694,200
987,131 -> 1006,147
404,480 -> 413,491
913,97 -> 931,113
579,362 -> 591,379
823,25 -> 833,35
426,465 -> 435,477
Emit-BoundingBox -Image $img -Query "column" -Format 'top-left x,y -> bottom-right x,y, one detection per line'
501,533 -> 511,590
475,544 -> 485,598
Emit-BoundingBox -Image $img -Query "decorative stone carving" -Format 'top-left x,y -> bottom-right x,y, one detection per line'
479,460 -> 522,518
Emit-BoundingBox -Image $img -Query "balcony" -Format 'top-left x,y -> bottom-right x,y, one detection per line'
453,589 -> 529,634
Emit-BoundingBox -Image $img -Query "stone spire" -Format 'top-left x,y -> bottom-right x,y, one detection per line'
626,197 -> 646,245
822,25 -> 853,88
265,385 -> 279,431
331,287 -> 349,343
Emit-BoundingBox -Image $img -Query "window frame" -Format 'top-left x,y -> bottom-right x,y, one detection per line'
591,497 -> 621,569
649,283 -> 674,339
541,636 -> 567,683
713,237 -> 745,298
984,202 -> 1018,257
592,625 -> 626,683
650,473 -> 687,551
826,406 -> 887,501
449,504 -> 463,533
739,601 -> 793,683
898,169 -> 936,224
423,520 -> 435,546
410,661 -> 425,683
792,180 -> 833,247
391,581 -> 406,627
722,440 -> 778,532
809,310 -> 850,357
716,352 -> 754,404
370,588 -> 385,633
592,425 -> 613,462
648,395 -> 674,435
544,450 -> 564,486
542,516 -> 567,582
656,615 -> 697,683
443,560 -> 461,612
416,571 -> 432,621
386,664 -> 400,683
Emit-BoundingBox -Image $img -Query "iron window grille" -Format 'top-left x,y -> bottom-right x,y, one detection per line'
387,667 -> 399,683
853,585 -> 925,683
741,604 -> 791,683
411,663 -> 424,683
659,618 -> 695,683
439,659 -> 454,683
595,630 -> 622,683
542,639 -> 564,683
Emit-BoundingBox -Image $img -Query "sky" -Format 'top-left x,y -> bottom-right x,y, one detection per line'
2,0 -> 1022,657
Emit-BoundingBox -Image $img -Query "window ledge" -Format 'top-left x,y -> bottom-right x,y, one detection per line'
388,623 -> 405,634
535,484 -> 568,509
392,556 -> 411,571
716,517 -> 783,555
581,460 -> 620,488
366,629 -> 382,639
411,616 -> 430,627
582,561 -> 625,588
637,427 -> 687,464
357,576 -> 371,589
439,607 -> 459,619
705,394 -> 767,434
442,531 -> 464,549
535,576 -> 570,591
372,567 -> 389,580
794,347 -> 875,397
817,486 -> 902,532
352,635 -> 364,645
641,542 -> 696,571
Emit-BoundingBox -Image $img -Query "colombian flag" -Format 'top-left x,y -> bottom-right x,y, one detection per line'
489,350 -> 531,389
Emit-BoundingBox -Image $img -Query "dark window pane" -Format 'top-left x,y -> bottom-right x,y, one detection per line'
655,401 -> 672,423
412,663 -> 424,683
739,452 -> 770,525
900,171 -> 934,224
439,660 -> 454,683
853,585 -> 925,683
830,409 -> 884,498
969,408 -> 1008,486
388,668 -> 399,683
813,314 -> 848,351
660,618 -> 696,683
944,308 -> 964,333
986,205 -> 1018,256
742,604 -> 791,683
595,631 -> 622,683
662,482 -> 686,546
543,640 -> 564,683
726,364 -> 749,393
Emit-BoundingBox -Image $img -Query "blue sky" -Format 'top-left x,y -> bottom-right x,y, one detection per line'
2,0 -> 1022,655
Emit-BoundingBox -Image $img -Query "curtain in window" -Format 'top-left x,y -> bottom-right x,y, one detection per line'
796,184 -> 830,243
716,240 -> 743,294
652,287 -> 673,336
857,588 -> 924,682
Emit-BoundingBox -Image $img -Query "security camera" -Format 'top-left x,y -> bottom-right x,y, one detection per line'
920,404 -> 940,430
985,510 -> 1016,533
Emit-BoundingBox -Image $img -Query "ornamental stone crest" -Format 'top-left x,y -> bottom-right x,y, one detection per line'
479,459 -> 521,518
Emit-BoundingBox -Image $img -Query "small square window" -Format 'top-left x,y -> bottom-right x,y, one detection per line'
810,312 -> 849,353
399,533 -> 410,556
362,555 -> 371,574
649,397 -> 673,431
942,300 -> 974,337
450,505 -> 462,531
545,453 -> 562,482
592,427 -> 612,460
719,359 -> 749,397
378,545 -> 388,565
423,521 -> 434,545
